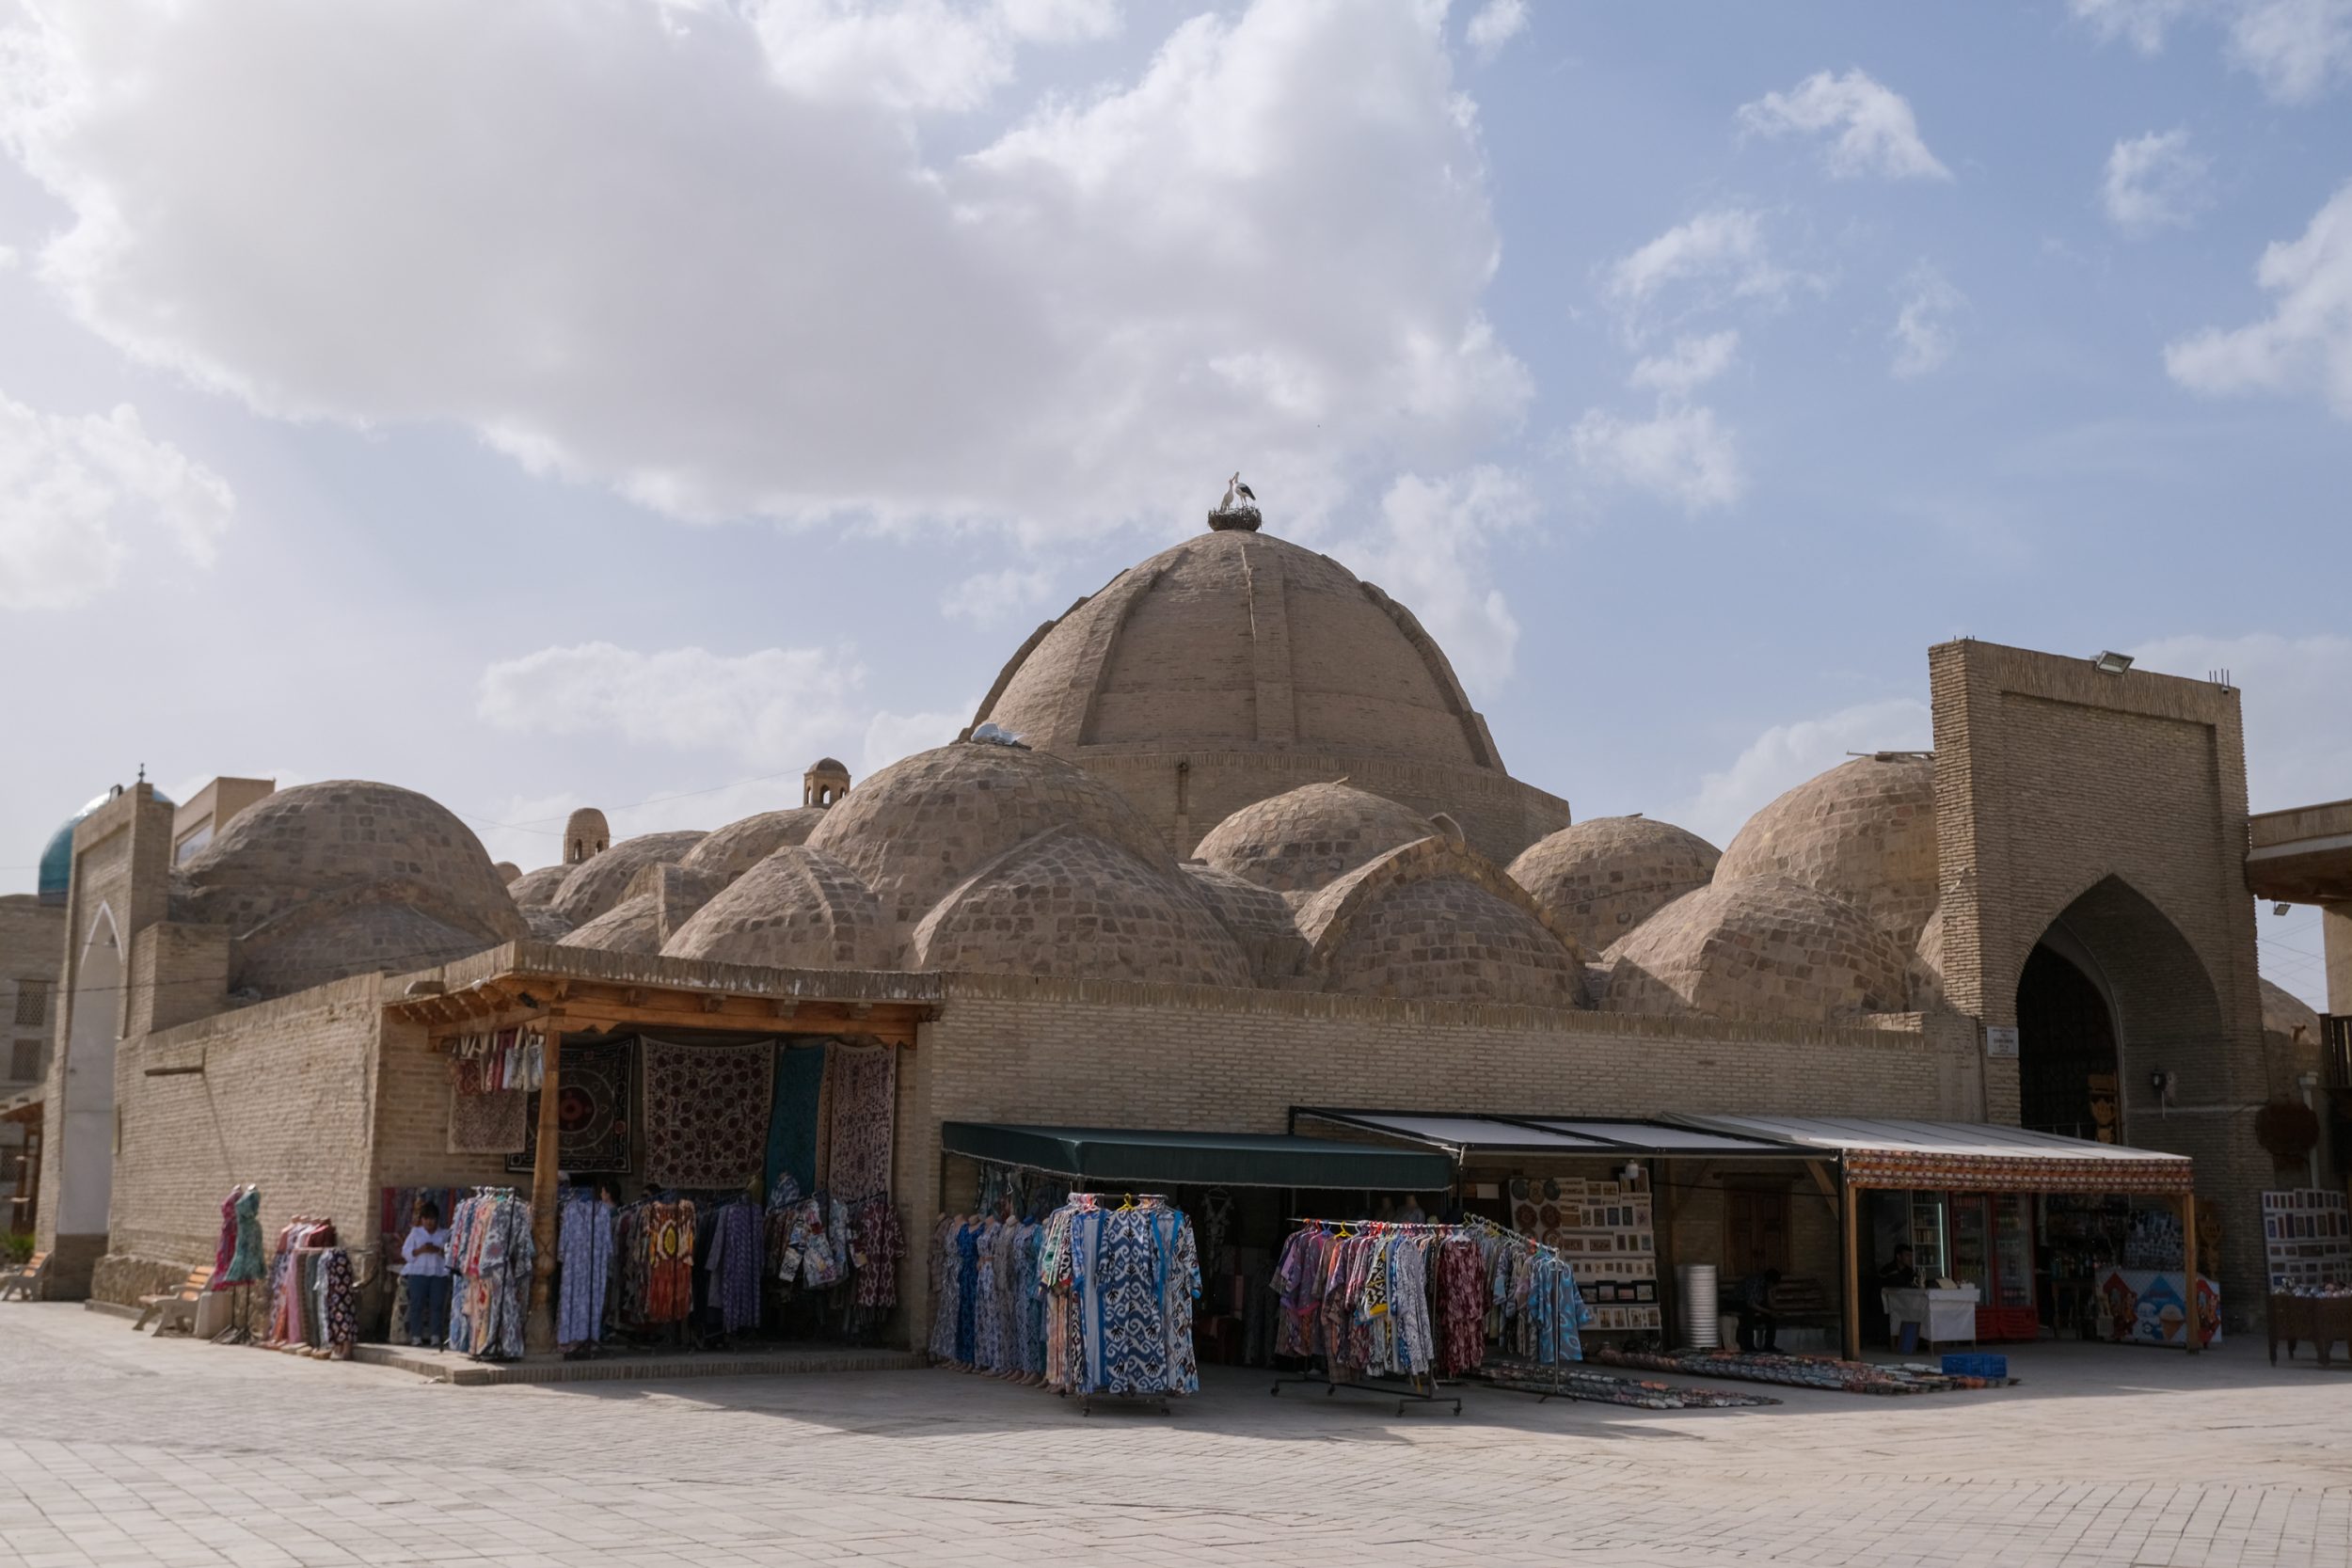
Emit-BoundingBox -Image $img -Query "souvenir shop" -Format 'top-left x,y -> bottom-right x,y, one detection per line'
930,1123 -> 1607,1411
389,1023 -> 906,1360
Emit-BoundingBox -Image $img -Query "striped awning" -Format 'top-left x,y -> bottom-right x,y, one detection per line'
1677,1116 -> 2194,1196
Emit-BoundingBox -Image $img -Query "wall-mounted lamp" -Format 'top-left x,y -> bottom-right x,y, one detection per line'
2092,651 -> 2135,674
2148,1069 -> 2177,1106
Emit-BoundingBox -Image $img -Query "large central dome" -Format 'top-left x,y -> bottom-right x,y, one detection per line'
965,526 -> 1568,866
974,529 -> 1504,770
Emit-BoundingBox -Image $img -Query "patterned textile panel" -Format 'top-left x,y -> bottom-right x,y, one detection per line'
508,1037 -> 637,1175
642,1037 -> 775,1189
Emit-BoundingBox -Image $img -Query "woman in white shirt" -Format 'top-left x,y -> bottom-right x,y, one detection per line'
401,1201 -> 452,1349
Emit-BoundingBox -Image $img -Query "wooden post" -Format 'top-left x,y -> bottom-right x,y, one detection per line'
1653,1158 -> 1678,1347
524,1021 -> 564,1356
1841,1167 -> 1863,1362
2180,1188 -> 2201,1354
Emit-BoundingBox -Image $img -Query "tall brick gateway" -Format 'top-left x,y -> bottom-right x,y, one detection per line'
21,514 -> 2340,1355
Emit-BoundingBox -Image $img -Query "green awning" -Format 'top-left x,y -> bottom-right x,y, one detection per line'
941,1123 -> 1453,1192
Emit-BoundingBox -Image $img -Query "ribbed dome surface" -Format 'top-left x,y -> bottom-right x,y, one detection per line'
549,831 -> 707,926
1297,838 -> 1586,1008
806,743 -> 1174,929
1506,816 -> 1721,955
974,530 -> 1501,770
663,847 -> 893,971
1717,755 -> 1939,952
1181,862 -> 1309,984
506,863 -> 572,909
681,808 -> 828,882
910,826 -> 1251,988
558,891 -> 663,957
1194,782 -> 1436,896
2260,976 -> 2322,1042
1602,875 -> 1911,1024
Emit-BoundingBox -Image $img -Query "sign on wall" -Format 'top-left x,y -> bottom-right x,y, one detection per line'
1985,1026 -> 2020,1058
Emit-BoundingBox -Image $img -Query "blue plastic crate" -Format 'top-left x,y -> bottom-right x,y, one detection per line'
1941,1353 -> 2007,1380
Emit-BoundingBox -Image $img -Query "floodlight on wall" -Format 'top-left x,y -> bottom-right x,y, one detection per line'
2274,903 -> 2293,917
2091,651 -> 2134,674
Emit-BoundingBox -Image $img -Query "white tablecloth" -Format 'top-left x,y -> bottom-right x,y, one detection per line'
1882,1286 -> 1980,1345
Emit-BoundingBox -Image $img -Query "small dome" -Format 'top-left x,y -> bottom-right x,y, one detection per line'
2260,976 -> 2322,1043
1507,816 -> 1721,955
1298,838 -> 1585,1008
1194,782 -> 1437,896
1717,754 -> 1939,952
806,742 -> 1173,929
549,831 -> 707,927
563,807 -> 611,864
557,891 -> 663,956
175,780 -> 524,944
662,847 -> 893,970
235,905 -> 497,997
910,825 -> 1252,988
493,862 -> 522,884
506,863 -> 572,909
1602,875 -> 1911,1024
680,808 -> 827,882
519,904 -> 575,942
808,757 -> 847,774
1182,862 -> 1309,984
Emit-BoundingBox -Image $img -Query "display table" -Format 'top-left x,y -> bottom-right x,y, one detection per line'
2093,1267 -> 2220,1348
2267,1292 -> 2352,1367
1882,1286 -> 1979,1348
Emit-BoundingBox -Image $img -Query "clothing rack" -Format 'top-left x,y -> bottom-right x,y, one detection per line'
1270,1218 -> 1472,1416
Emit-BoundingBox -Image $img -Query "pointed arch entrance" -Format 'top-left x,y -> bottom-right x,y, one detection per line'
2015,876 -> 2222,1147
56,901 -> 123,1237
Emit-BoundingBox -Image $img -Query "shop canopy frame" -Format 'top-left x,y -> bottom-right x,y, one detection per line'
1289,1108 -> 1820,1163
941,1122 -> 1454,1193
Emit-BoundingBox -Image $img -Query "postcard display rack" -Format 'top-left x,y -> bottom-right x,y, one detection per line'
1508,1173 -> 1661,1334
2263,1189 -> 2350,1289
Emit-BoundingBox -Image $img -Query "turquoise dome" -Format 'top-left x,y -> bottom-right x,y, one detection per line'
37,786 -> 171,906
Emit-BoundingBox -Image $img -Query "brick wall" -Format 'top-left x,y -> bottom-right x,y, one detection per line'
99,974 -> 384,1305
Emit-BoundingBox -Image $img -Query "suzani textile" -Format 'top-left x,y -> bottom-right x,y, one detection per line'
508,1037 -> 635,1175
642,1037 -> 775,1189
821,1044 -> 896,1205
447,1085 -> 528,1154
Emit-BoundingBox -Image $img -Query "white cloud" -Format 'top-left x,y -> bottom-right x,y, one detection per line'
1735,69 -> 1951,182
2165,180 -> 2352,418
1605,208 -> 1801,325
1345,467 -> 1532,697
941,565 -> 1059,625
1629,330 -> 1739,394
1465,0 -> 1527,62
2102,129 -> 2211,235
1890,264 -> 1964,378
2071,1 -> 2352,103
2228,0 -> 2352,103
0,388 -> 233,610
1676,697 -> 1932,847
0,0 -> 1526,544
863,705 -> 973,773
2126,631 -> 2352,810
1570,404 -> 1745,515
476,641 -> 870,765
2069,0 -> 2201,52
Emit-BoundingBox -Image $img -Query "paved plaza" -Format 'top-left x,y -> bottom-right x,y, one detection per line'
1,1305 -> 2347,1568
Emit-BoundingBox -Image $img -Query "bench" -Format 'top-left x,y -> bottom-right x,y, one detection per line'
133,1266 -> 215,1335
0,1250 -> 49,1302
1768,1276 -> 1837,1326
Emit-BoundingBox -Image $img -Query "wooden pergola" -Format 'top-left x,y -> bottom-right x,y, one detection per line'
385,942 -> 939,1354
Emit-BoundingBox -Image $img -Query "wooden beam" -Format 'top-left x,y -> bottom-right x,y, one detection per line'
771,999 -> 801,1020
2181,1190 -> 2201,1354
1803,1160 -> 1838,1205
1841,1164 -> 1863,1362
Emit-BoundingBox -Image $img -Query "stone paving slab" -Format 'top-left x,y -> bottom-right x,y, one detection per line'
1,1305 -> 2348,1566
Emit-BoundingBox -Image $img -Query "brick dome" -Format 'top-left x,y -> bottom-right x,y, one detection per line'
1182,862 -> 1309,984
558,891 -> 663,957
1601,875 -> 1911,1024
910,825 -> 1252,988
806,742 -> 1174,929
1194,782 -> 1437,897
2260,976 -> 2321,1043
662,847 -> 894,971
680,808 -> 828,882
1909,904 -> 1946,1010
1298,837 -> 1587,1008
972,528 -> 1505,771
1506,816 -> 1721,955
549,830 -> 707,927
1716,754 -> 1939,952
563,807 -> 611,863
506,863 -> 572,908
172,780 -> 523,995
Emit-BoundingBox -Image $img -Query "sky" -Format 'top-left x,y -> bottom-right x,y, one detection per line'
0,0 -> 2345,1007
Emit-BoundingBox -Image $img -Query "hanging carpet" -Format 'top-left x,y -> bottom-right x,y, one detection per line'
508,1037 -> 636,1175
448,1086 -> 528,1154
764,1043 -> 828,1199
822,1043 -> 897,1204
643,1037 -> 775,1189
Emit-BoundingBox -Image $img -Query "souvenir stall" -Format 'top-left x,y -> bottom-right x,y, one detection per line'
2042,1194 -> 2221,1348
2265,1188 -> 2352,1365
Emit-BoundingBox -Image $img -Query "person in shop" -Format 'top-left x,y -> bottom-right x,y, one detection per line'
1393,1194 -> 1428,1224
401,1200 -> 452,1350
1877,1243 -> 1922,1290
1733,1267 -> 1783,1353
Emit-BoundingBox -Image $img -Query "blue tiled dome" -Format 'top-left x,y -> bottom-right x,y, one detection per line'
36,786 -> 171,906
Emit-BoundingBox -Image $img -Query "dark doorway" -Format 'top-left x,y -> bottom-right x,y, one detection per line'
2017,944 -> 2120,1141
1723,1184 -> 1790,1276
